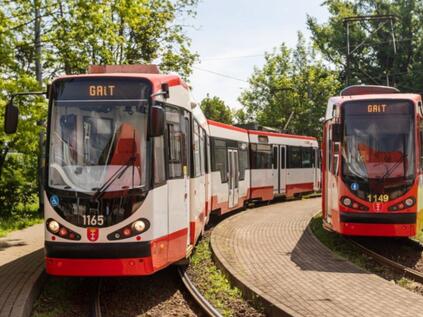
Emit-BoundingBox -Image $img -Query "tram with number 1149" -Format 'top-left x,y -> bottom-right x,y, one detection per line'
322,85 -> 423,237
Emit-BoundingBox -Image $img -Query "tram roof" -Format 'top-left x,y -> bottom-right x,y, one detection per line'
52,73 -> 189,92
329,93 -> 421,105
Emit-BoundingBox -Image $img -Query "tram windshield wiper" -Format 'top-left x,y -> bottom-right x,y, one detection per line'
378,153 -> 407,183
92,129 -> 137,200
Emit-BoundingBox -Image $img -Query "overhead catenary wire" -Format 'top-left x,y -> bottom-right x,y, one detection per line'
192,66 -> 249,83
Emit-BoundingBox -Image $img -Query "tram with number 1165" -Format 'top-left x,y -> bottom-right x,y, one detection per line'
4,64 -> 320,276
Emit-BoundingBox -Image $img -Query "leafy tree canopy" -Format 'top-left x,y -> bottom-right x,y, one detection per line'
307,0 -> 423,91
238,33 -> 340,138
200,94 -> 234,124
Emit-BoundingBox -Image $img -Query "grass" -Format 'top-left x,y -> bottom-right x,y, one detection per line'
0,202 -> 43,237
189,233 -> 264,317
309,213 -> 372,268
310,213 -> 418,291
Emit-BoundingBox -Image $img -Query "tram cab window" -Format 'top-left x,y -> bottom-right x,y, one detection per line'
166,107 -> 184,179
211,138 -> 228,182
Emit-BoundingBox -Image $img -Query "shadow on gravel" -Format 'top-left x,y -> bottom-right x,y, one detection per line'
290,227 -> 367,274
100,266 -> 205,317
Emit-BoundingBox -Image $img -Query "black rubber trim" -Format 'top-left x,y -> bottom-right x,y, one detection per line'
340,212 -> 416,224
45,241 -> 151,259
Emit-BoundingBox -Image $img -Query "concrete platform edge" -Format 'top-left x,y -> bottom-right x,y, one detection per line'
11,265 -> 46,317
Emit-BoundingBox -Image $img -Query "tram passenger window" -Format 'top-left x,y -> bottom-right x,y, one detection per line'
193,121 -> 201,177
287,146 -> 302,169
250,143 -> 272,169
153,136 -> 166,185
302,147 -> 312,168
200,128 -> 205,176
166,107 -> 184,179
280,147 -> 286,169
238,142 -> 249,180
211,138 -> 228,182
273,147 -> 278,168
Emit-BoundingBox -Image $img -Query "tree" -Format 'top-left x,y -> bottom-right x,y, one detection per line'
2,0 -> 199,81
307,0 -> 423,91
0,0 -> 200,214
200,94 -> 234,124
238,34 -> 340,138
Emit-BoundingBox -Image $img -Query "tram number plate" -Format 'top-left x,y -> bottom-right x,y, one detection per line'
83,215 -> 104,226
367,194 -> 389,203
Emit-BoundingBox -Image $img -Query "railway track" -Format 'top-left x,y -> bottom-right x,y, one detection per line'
349,238 -> 423,284
88,267 -> 222,317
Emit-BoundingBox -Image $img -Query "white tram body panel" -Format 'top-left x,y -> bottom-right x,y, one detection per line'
208,120 -> 250,215
248,131 -> 319,201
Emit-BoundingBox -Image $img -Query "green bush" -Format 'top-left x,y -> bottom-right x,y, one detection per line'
0,153 -> 38,218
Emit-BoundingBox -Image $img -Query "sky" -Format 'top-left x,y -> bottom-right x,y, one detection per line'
185,0 -> 330,109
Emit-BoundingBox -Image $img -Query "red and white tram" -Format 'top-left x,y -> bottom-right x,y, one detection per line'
4,65 -> 320,276
322,85 -> 423,237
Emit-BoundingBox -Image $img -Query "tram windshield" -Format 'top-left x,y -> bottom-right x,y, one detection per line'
48,78 -> 150,194
341,99 -> 415,199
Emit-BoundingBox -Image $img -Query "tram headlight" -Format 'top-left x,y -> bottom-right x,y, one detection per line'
342,197 -> 352,207
405,198 -> 415,207
132,220 -> 146,233
48,220 -> 60,233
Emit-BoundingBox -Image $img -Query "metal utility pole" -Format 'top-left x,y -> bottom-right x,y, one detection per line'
343,15 -> 397,86
34,0 -> 42,86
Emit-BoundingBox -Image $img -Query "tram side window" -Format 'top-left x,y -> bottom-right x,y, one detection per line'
238,142 -> 249,180
200,128 -> 205,176
302,147 -> 313,168
281,147 -> 286,169
153,136 -> 166,185
250,143 -> 272,169
166,107 -> 184,179
287,146 -> 302,169
273,147 -> 278,168
211,138 -> 228,182
193,121 -> 201,177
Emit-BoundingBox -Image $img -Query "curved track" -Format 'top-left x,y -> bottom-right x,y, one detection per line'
349,238 -> 423,284
177,266 -> 223,317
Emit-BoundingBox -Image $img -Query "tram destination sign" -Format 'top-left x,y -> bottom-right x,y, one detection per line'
342,100 -> 413,115
52,77 -> 151,100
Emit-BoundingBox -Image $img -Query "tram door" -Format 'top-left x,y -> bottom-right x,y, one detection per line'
280,146 -> 287,194
272,146 -> 279,194
228,149 -> 239,208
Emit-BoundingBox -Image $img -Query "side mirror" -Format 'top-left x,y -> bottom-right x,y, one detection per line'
332,123 -> 341,142
148,105 -> 165,137
161,83 -> 169,99
4,100 -> 19,134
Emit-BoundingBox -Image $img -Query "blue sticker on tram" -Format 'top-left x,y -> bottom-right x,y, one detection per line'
351,183 -> 359,191
50,195 -> 59,207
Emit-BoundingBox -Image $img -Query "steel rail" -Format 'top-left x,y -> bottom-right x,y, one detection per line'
89,278 -> 102,317
177,266 -> 223,317
348,239 -> 423,284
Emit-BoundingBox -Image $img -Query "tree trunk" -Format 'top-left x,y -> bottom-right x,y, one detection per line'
34,0 -> 42,86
